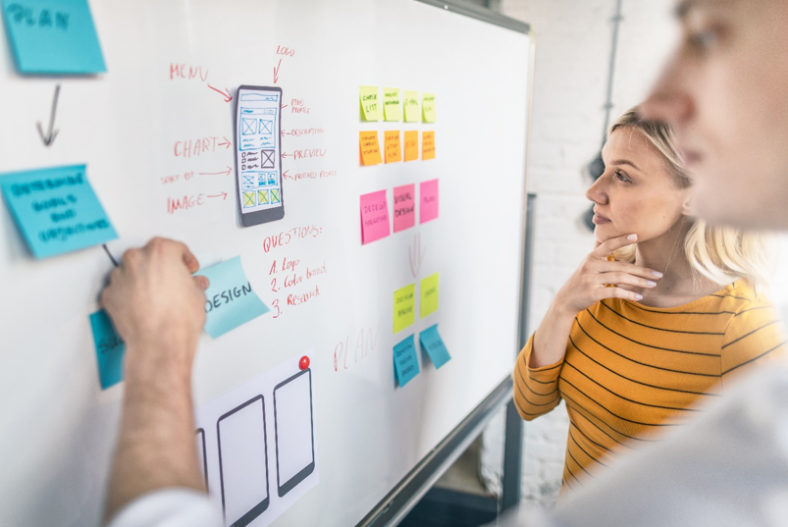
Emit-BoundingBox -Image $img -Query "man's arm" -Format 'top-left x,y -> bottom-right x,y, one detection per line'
101,238 -> 210,523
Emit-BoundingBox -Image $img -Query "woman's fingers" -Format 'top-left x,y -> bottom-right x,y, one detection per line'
594,271 -> 658,289
596,285 -> 644,302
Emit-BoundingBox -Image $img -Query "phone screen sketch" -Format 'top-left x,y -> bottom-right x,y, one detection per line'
195,428 -> 208,491
235,85 -> 285,227
273,369 -> 315,497
217,395 -> 270,526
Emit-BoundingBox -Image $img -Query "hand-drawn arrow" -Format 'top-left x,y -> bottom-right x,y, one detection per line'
199,166 -> 232,176
273,59 -> 282,84
281,104 -> 289,109
281,152 -> 291,159
37,84 -> 61,147
408,233 -> 426,278
207,191 -> 228,200
282,170 -> 291,180
207,84 -> 233,102
217,136 -> 232,149
281,130 -> 290,137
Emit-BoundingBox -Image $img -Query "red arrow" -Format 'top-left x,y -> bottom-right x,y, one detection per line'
281,104 -> 289,109
281,152 -> 291,158
207,84 -> 233,102
200,166 -> 232,176
281,130 -> 290,137
273,59 -> 282,83
207,191 -> 228,200
217,136 -> 231,149
282,170 -> 291,180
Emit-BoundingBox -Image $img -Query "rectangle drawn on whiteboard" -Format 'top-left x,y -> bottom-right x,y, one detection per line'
274,369 -> 315,497
217,395 -> 270,526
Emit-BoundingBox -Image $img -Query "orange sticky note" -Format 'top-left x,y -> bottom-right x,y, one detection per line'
404,131 -> 418,162
360,131 -> 383,166
384,131 -> 402,163
422,131 -> 435,160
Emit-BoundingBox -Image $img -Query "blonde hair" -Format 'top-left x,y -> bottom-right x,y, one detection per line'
609,108 -> 775,291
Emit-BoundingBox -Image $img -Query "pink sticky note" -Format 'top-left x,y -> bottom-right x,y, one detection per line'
420,179 -> 439,224
393,184 -> 415,233
360,190 -> 391,244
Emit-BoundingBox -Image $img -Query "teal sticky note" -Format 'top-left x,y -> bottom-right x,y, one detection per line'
89,309 -> 125,390
1,0 -> 106,74
419,324 -> 451,369
0,165 -> 117,258
195,256 -> 269,338
393,334 -> 420,387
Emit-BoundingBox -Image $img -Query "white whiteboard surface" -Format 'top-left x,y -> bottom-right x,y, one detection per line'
0,1 -> 531,526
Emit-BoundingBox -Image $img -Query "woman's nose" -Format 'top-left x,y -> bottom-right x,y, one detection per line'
586,176 -> 607,205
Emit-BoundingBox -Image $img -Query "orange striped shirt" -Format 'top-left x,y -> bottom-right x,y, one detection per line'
513,279 -> 786,492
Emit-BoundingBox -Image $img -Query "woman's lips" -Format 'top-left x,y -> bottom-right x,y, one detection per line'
592,213 -> 611,225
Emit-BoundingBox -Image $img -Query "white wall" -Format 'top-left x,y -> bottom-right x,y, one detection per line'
479,0 -> 677,510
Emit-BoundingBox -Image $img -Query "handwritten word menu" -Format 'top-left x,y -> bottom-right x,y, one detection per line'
360,190 -> 390,244
420,179 -> 439,224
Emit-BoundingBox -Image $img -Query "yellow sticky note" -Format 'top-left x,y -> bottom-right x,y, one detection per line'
360,86 -> 381,121
360,131 -> 383,166
394,284 -> 416,333
404,90 -> 420,123
384,131 -> 402,163
422,93 -> 436,122
422,131 -> 435,160
383,87 -> 402,121
420,273 -> 439,318
404,131 -> 419,162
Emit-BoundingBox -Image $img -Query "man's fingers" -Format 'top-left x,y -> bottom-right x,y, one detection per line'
591,233 -> 638,259
194,275 -> 210,291
181,247 -> 201,275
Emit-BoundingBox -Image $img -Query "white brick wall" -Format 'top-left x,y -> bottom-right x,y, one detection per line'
479,0 -> 677,510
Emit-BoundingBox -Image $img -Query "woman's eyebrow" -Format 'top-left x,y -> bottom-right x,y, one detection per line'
609,159 -> 641,171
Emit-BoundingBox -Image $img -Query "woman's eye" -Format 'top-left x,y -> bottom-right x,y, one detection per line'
688,28 -> 719,51
615,171 -> 631,183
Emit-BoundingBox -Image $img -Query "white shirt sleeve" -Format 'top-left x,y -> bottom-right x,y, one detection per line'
518,366 -> 788,527
108,488 -> 223,527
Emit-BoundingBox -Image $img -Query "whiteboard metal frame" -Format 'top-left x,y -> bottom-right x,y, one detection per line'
415,0 -> 531,34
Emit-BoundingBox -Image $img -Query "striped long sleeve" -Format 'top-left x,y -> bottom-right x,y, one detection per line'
513,333 -> 564,421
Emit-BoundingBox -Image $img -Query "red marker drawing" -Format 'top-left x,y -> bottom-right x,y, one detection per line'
299,356 -> 310,370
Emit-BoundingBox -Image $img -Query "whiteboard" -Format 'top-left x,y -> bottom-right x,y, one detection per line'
0,1 -> 531,526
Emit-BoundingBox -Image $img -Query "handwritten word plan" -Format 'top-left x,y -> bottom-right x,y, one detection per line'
1,0 -> 106,73
360,190 -> 390,244
0,164 -> 117,258
359,86 -> 381,121
384,131 -> 402,163
394,334 -> 420,387
392,184 -> 415,233
359,131 -> 383,166
419,325 -> 451,369
393,283 -> 416,333
420,179 -> 439,224
195,256 -> 270,338
404,131 -> 419,162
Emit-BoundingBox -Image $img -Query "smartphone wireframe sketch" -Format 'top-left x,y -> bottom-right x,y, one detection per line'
273,368 -> 315,497
234,85 -> 285,227
217,395 -> 270,526
195,428 -> 208,492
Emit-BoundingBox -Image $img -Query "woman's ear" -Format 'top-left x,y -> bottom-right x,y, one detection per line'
681,192 -> 695,217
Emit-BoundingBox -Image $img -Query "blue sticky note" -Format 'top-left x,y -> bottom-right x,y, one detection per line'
0,165 -> 117,258
89,309 -> 125,390
393,334 -> 420,387
1,0 -> 106,74
419,324 -> 451,369
195,256 -> 269,338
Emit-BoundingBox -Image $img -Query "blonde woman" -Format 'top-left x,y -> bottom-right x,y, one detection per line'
514,109 -> 785,493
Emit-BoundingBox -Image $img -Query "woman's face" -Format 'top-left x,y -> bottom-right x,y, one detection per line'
586,127 -> 691,244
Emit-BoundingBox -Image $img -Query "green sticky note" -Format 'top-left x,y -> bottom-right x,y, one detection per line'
422,93 -> 436,123
404,90 -> 420,123
393,283 -> 416,333
383,87 -> 402,121
420,272 -> 439,318
360,86 -> 381,121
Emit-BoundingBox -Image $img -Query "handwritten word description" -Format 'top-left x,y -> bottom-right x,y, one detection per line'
404,90 -> 420,123
393,334 -> 420,387
404,131 -> 419,162
393,283 -> 416,333
422,93 -> 436,123
195,256 -> 269,338
360,190 -> 390,244
420,179 -> 439,224
383,87 -> 402,121
1,0 -> 106,73
359,85 -> 381,121
89,309 -> 126,389
392,184 -> 415,233
422,131 -> 435,160
384,130 -> 402,163
359,131 -> 382,166
419,324 -> 451,369
420,272 -> 439,317
0,164 -> 117,258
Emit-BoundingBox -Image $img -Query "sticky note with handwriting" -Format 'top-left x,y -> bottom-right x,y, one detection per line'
420,272 -> 439,317
360,190 -> 390,244
90,309 -> 125,390
393,283 -> 416,333
420,179 -> 439,224
422,131 -> 435,160
0,164 -> 117,258
404,131 -> 419,162
392,184 -> 415,233
194,256 -> 269,338
383,87 -> 402,121
384,130 -> 402,163
394,334 -> 420,387
360,86 -> 381,121
359,131 -> 383,166
419,324 -> 451,369
1,0 -> 106,74
422,93 -> 436,122
404,90 -> 420,123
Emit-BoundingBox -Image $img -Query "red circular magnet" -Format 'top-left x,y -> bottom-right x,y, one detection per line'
299,356 -> 310,370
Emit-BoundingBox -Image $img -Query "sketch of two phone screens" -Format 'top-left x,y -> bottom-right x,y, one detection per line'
195,369 -> 315,527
